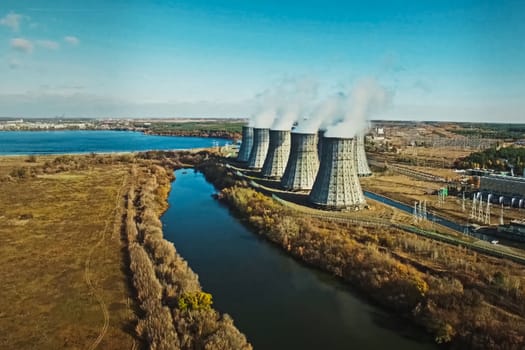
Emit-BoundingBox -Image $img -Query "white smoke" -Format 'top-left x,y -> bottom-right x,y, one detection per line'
249,77 -> 318,130
324,78 -> 391,138
250,76 -> 390,137
294,92 -> 344,133
249,88 -> 279,128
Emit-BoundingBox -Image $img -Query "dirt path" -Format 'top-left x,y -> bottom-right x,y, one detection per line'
84,174 -> 128,350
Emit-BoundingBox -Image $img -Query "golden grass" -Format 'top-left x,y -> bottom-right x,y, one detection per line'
0,156 -> 136,349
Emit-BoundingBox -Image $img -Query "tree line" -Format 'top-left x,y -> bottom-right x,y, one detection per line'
455,146 -> 525,175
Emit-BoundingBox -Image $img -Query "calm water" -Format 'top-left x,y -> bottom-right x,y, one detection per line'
162,169 -> 437,350
0,130 -> 228,155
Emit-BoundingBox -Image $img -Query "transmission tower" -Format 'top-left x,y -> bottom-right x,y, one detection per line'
484,200 -> 491,225
478,198 -> 484,222
413,201 -> 419,224
470,195 -> 477,219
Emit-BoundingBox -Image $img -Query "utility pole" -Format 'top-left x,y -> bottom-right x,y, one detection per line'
470,194 -> 477,219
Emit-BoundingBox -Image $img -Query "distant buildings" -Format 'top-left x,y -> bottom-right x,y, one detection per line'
479,174 -> 525,200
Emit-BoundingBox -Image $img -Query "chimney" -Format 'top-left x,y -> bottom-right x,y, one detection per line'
309,136 -> 366,209
281,132 -> 319,191
261,129 -> 291,179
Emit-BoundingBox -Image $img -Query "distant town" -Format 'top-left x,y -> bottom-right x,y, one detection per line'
0,117 -> 246,131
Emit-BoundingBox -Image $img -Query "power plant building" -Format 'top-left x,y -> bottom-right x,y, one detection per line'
355,134 -> 372,177
281,132 -> 319,191
317,129 -> 326,160
310,137 -> 366,209
248,128 -> 270,169
261,129 -> 291,178
480,175 -> 525,202
237,126 -> 254,162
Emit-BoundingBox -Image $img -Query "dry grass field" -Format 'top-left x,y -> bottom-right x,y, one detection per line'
0,156 -> 136,349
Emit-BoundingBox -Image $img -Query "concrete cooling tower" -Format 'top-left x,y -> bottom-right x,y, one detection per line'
281,132 -> 319,191
261,129 -> 291,178
237,126 -> 254,162
248,128 -> 270,169
309,137 -> 366,210
355,134 -> 372,177
317,129 -> 326,160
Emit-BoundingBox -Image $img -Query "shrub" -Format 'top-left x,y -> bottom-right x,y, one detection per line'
178,292 -> 213,311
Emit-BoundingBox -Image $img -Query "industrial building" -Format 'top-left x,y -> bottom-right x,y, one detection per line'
237,126 -> 253,162
310,136 -> 366,209
235,123 -> 373,211
479,175 -> 525,204
281,132 -> 319,191
497,220 -> 525,242
248,128 -> 270,169
261,129 -> 291,179
355,134 -> 372,177
317,129 -> 326,160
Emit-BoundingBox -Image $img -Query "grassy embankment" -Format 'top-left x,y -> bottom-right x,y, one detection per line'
198,157 -> 525,349
0,152 -> 250,350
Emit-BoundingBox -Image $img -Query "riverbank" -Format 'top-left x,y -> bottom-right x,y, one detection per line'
197,157 -> 525,349
0,152 -> 250,349
143,129 -> 240,140
124,154 -> 251,349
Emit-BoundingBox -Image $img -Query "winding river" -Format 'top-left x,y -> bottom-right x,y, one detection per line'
162,169 -> 437,350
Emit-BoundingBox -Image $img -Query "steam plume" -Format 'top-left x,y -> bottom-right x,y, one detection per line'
249,77 -> 318,130
250,77 -> 390,138
324,78 -> 390,138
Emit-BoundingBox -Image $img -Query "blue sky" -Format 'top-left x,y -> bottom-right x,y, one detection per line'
0,0 -> 524,121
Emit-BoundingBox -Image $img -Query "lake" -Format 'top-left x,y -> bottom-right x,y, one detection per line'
0,130 -> 229,155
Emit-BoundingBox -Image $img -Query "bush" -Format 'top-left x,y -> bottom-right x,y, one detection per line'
178,292 -> 213,311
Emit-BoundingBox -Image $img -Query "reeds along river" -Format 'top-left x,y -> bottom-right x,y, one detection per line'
161,169 -> 438,350
0,130 -> 229,155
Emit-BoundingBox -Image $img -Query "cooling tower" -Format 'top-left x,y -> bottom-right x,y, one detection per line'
355,134 -> 372,177
309,137 -> 366,210
247,128 -> 270,169
317,129 -> 326,160
261,129 -> 291,178
281,132 -> 319,191
237,126 -> 254,162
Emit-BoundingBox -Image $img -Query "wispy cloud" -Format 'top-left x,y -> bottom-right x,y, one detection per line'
8,58 -> 21,69
0,12 -> 25,32
37,40 -> 60,50
10,38 -> 33,53
64,36 -> 79,45
413,80 -> 432,94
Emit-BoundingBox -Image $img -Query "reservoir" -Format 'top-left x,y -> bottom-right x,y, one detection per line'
162,169 -> 437,350
0,130 -> 228,155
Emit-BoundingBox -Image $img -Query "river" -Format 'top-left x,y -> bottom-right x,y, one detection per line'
0,130 -> 228,155
162,169 -> 437,350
